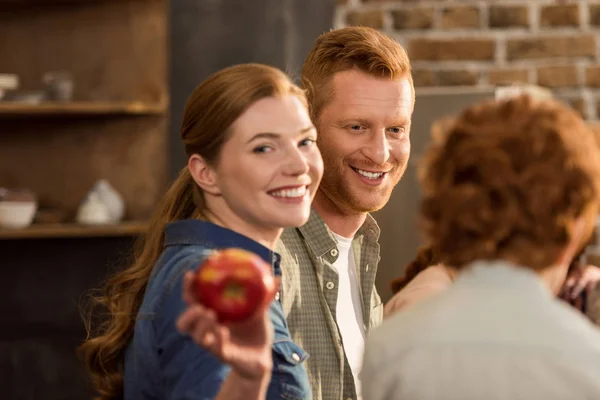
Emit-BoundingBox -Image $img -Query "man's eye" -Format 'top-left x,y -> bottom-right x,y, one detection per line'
389,127 -> 405,135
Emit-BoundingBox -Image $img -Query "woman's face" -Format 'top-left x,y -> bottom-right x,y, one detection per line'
204,95 -> 323,234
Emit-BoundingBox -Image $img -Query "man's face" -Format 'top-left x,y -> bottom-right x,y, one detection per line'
316,69 -> 414,214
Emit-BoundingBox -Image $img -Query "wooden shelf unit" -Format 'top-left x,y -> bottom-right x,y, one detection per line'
0,101 -> 167,117
0,221 -> 148,239
0,0 -> 169,229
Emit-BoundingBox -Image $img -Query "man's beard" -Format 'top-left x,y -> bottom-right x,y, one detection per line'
318,158 -> 402,214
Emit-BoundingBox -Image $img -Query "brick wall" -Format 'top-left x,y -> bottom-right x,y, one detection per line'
335,0 -> 600,121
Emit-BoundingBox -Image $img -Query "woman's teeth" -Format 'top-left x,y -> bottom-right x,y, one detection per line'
270,186 -> 307,198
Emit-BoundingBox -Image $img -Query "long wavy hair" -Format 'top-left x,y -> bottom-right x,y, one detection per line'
78,64 -> 307,400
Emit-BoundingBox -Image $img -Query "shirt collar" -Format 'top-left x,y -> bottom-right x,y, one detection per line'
455,260 -> 552,298
164,219 -> 277,266
297,209 -> 381,257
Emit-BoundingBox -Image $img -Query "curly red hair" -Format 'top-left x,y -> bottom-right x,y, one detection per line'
419,95 -> 600,270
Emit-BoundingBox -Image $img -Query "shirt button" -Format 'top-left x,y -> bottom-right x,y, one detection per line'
330,248 -> 338,257
326,281 -> 335,290
292,352 -> 301,362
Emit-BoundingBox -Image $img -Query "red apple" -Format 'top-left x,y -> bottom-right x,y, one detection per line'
194,248 -> 276,323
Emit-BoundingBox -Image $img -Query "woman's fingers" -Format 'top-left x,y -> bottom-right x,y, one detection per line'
571,280 -> 587,299
176,305 -> 200,334
176,303 -> 217,339
190,307 -> 217,339
564,274 -> 577,291
182,271 -> 197,305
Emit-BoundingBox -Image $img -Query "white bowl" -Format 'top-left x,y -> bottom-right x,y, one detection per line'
0,201 -> 38,229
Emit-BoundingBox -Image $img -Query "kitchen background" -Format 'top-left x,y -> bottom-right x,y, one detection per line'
1,0 -> 599,398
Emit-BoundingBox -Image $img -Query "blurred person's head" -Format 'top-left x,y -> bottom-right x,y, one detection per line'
79,63 -> 323,400
302,26 -> 414,216
419,95 -> 600,293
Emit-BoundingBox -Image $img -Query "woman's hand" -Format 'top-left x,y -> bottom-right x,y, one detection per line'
176,271 -> 278,381
560,264 -> 600,312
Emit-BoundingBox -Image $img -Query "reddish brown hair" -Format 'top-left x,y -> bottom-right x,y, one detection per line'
301,26 -> 412,123
419,95 -> 600,270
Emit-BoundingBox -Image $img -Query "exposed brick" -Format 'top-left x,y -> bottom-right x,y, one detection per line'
437,69 -> 479,86
585,66 -> 600,87
540,4 -> 580,27
489,5 -> 529,28
409,38 -> 495,61
537,65 -> 579,88
590,5 -> 600,26
412,69 -> 435,87
440,6 -> 480,29
488,68 -> 529,85
506,35 -> 595,61
346,10 -> 385,29
392,7 -> 434,30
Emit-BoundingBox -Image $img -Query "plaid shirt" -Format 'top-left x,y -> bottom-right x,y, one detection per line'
276,210 -> 384,400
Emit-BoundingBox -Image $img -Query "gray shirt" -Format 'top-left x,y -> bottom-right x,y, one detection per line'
362,261 -> 600,400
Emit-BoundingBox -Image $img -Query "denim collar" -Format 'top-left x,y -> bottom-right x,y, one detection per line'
164,219 -> 280,266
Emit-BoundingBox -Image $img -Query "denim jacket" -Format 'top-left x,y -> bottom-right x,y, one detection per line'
124,219 -> 311,399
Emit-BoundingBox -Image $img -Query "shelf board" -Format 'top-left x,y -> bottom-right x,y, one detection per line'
0,0 -> 158,4
0,101 -> 167,117
0,221 -> 148,239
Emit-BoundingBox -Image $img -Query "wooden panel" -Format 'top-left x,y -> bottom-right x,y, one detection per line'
0,236 -> 137,398
0,0 -> 156,3
0,0 -> 168,103
0,221 -> 148,239
0,101 -> 167,117
0,117 -> 168,220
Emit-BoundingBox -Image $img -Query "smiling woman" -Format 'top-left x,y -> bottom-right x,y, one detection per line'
79,63 -> 323,400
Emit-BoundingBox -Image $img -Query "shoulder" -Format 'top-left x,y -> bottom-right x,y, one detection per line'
384,265 -> 453,317
142,245 -> 213,318
153,245 -> 212,293
277,227 -> 308,262
277,227 -> 302,248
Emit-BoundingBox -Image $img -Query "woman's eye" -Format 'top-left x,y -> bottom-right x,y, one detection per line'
299,138 -> 316,147
252,145 -> 273,153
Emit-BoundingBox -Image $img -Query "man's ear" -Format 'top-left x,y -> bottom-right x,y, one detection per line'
188,154 -> 221,196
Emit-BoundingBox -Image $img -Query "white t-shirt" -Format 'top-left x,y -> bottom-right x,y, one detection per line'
331,232 -> 366,399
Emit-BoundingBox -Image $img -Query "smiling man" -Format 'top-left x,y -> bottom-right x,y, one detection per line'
276,26 -> 414,400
